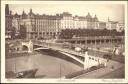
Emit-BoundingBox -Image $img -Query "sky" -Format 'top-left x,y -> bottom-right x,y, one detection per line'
9,4 -> 124,22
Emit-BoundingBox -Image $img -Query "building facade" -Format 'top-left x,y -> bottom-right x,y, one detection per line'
12,13 -> 20,33
35,14 -> 61,39
106,18 -> 119,30
6,5 -> 123,39
5,4 -> 13,39
12,11 -> 101,39
98,22 -> 106,29
60,12 -> 99,29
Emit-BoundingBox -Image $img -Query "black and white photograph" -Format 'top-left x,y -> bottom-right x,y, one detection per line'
1,0 -> 128,83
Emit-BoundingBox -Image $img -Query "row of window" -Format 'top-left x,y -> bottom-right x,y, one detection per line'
28,32 -> 59,36
35,20 -> 59,23
35,20 -> 98,24
38,28 -> 57,31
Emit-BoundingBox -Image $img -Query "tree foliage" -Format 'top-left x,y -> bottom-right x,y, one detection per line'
10,27 -> 16,39
19,25 -> 27,39
59,29 -> 124,39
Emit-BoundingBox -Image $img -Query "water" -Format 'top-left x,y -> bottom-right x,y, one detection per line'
6,50 -> 83,78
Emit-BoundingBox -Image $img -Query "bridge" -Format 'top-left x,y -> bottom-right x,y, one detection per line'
9,40 -> 124,78
33,42 -> 107,70
19,40 -> 122,71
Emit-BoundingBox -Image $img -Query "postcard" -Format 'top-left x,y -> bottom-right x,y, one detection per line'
1,0 -> 128,83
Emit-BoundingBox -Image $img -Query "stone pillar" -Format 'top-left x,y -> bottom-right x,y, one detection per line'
28,40 -> 33,53
84,51 -> 89,70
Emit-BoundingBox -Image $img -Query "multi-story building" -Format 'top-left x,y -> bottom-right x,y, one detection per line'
85,13 -> 99,29
20,9 -> 36,39
106,18 -> 119,30
60,12 -> 73,29
60,12 -> 99,29
5,4 -> 13,39
35,14 -> 61,39
98,21 -> 106,29
16,9 -> 61,39
12,13 -> 20,33
6,5 -> 123,39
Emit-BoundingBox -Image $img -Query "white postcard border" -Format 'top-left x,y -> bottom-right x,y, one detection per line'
1,1 -> 128,83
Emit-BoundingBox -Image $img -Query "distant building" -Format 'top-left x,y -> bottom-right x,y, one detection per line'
85,13 -> 99,29
6,5 -> 124,39
35,13 -> 61,39
60,12 -> 99,29
106,17 -> 119,30
20,9 -> 36,39
12,11 -> 100,39
12,13 -> 20,33
98,21 -> 106,29
19,9 -> 61,39
5,4 -> 13,39
60,12 -> 74,29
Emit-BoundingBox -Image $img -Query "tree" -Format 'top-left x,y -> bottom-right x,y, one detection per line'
19,25 -> 27,39
11,27 -> 16,39
59,29 -> 124,39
